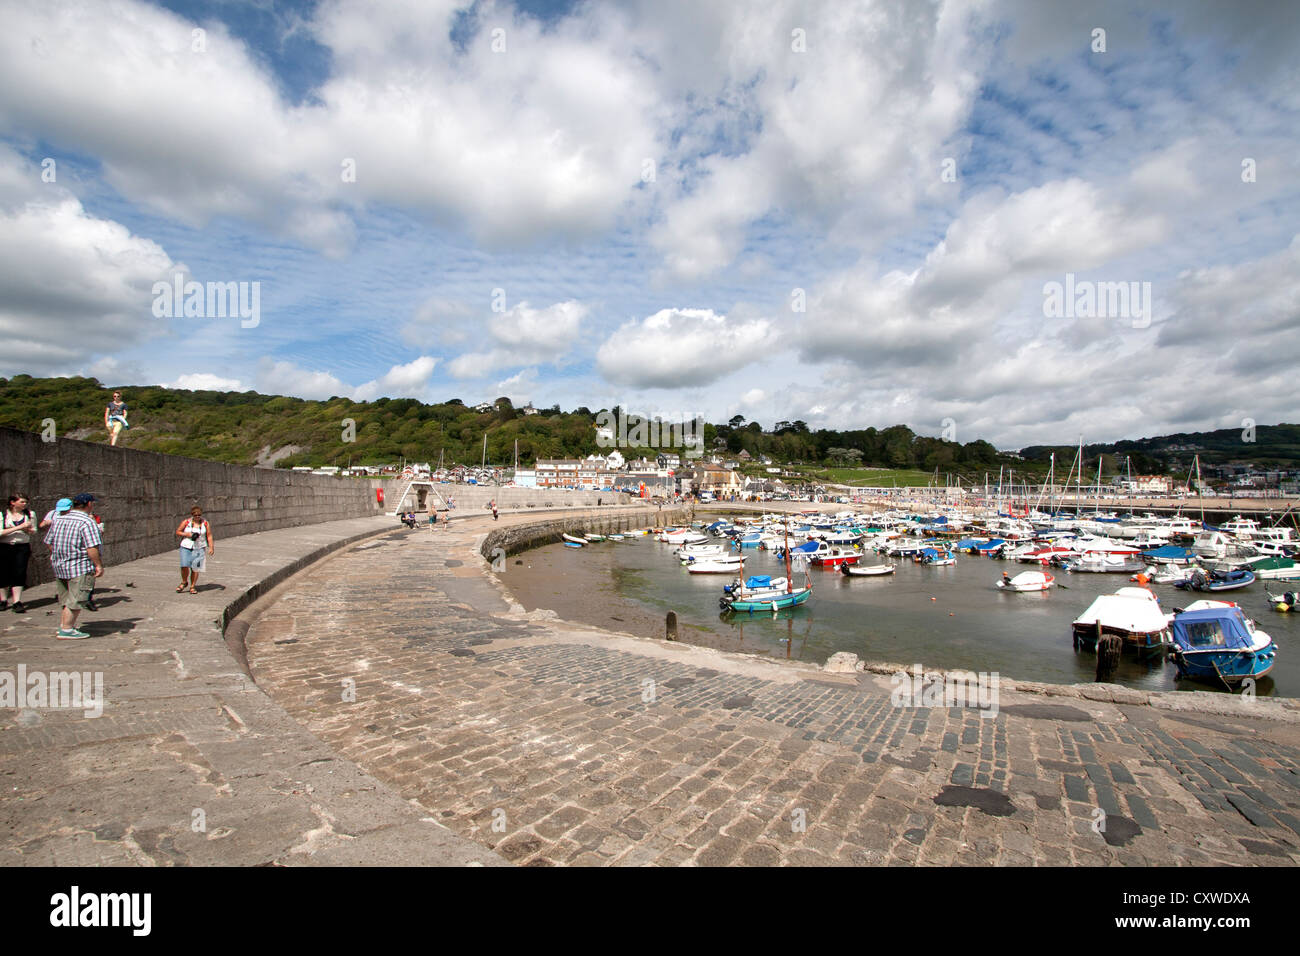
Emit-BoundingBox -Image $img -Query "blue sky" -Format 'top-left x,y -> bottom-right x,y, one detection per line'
0,0 -> 1297,447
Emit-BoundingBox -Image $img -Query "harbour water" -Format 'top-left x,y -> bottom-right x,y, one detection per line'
502,534 -> 1298,696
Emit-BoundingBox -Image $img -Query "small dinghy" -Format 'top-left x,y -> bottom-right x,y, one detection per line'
562,533 -> 587,546
1266,590 -> 1298,612
584,533 -> 606,542
842,564 -> 896,576
997,570 -> 1054,592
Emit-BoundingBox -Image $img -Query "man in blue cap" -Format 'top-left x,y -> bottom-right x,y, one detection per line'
39,497 -> 73,531
43,494 -> 103,640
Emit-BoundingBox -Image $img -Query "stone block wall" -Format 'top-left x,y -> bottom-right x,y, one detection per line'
0,427 -> 387,586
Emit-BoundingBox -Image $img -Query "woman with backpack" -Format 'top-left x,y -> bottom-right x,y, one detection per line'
0,493 -> 37,612
175,506 -> 214,594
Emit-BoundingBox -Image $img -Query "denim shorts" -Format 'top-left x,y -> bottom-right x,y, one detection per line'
179,546 -> 206,569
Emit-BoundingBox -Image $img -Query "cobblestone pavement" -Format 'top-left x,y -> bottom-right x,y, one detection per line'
246,524 -> 1300,866
0,516 -> 509,866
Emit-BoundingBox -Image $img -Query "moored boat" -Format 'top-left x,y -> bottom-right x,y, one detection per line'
1173,568 -> 1256,592
1071,587 -> 1173,657
1169,605 -> 1276,687
997,570 -> 1054,592
842,563 -> 896,576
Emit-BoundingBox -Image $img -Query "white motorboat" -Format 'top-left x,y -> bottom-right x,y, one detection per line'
997,570 -> 1054,592
1071,587 -> 1173,656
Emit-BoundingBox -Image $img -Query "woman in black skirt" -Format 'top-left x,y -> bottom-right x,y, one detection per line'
0,494 -> 37,613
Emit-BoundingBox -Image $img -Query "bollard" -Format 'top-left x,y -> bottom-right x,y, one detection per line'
1096,630 -> 1122,683
666,611 -> 678,642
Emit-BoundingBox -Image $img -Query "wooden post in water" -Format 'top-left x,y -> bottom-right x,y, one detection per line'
666,611 -> 678,641
1096,626 -> 1122,683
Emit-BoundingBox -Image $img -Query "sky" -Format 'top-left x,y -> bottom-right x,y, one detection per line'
0,0 -> 1296,449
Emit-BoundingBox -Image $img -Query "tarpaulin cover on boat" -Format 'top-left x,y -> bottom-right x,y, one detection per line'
920,548 -> 939,559
1141,546 -> 1195,560
1170,608 -> 1254,652
743,575 -> 772,588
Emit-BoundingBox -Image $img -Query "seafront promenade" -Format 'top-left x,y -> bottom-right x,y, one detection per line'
3,505 -> 1299,866
248,510 -> 1300,866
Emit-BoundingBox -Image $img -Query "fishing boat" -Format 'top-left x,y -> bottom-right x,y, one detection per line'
561,533 -> 587,546
1173,568 -> 1256,592
1071,587 -> 1174,657
843,564 -> 895,576
997,570 -> 1054,592
811,547 -> 861,568
1169,605 -> 1277,687
721,524 -> 812,613
721,587 -> 812,612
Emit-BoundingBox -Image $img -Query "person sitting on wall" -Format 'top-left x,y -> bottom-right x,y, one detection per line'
104,391 -> 129,446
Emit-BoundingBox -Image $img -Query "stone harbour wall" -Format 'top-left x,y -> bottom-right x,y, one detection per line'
1,427 -> 391,587
479,507 -> 691,561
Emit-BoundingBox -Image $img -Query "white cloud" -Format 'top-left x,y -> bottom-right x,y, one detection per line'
596,308 -> 777,388
446,300 -> 586,378
353,355 -> 438,401
0,147 -> 176,376
168,373 -> 247,392
254,355 -> 438,402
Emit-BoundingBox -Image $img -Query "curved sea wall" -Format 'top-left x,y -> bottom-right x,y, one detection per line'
479,507 -> 691,562
0,426 -> 630,587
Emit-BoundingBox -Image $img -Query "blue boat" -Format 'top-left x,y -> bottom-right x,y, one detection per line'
1169,606 -> 1277,687
1173,568 -> 1256,592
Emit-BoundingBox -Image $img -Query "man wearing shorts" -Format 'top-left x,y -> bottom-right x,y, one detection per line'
43,493 -> 103,640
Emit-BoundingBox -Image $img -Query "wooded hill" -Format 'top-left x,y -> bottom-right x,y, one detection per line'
0,376 -> 1292,479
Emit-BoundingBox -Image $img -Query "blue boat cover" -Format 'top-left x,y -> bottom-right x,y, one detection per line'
1142,546 -> 1195,559
791,541 -> 820,553
743,575 -> 772,587
1171,608 -> 1255,652
976,538 -> 1006,550
920,547 -> 938,559
955,538 -> 981,550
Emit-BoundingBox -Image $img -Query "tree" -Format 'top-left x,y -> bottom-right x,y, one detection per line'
729,415 -> 746,429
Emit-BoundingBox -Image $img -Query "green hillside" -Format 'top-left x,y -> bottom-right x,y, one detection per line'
0,375 -> 1293,480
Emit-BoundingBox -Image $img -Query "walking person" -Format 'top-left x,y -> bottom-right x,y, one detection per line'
491,499 -> 498,521
0,494 -> 37,612
40,497 -> 72,530
175,506 -> 213,594
104,391 -> 129,446
43,493 -> 103,639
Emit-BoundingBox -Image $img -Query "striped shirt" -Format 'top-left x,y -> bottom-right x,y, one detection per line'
44,510 -> 102,579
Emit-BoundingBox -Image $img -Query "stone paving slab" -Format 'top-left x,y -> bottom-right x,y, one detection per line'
243,517 -> 1300,866
0,513 -> 546,866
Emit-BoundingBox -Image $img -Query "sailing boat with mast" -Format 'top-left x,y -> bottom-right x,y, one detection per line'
720,518 -> 813,612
